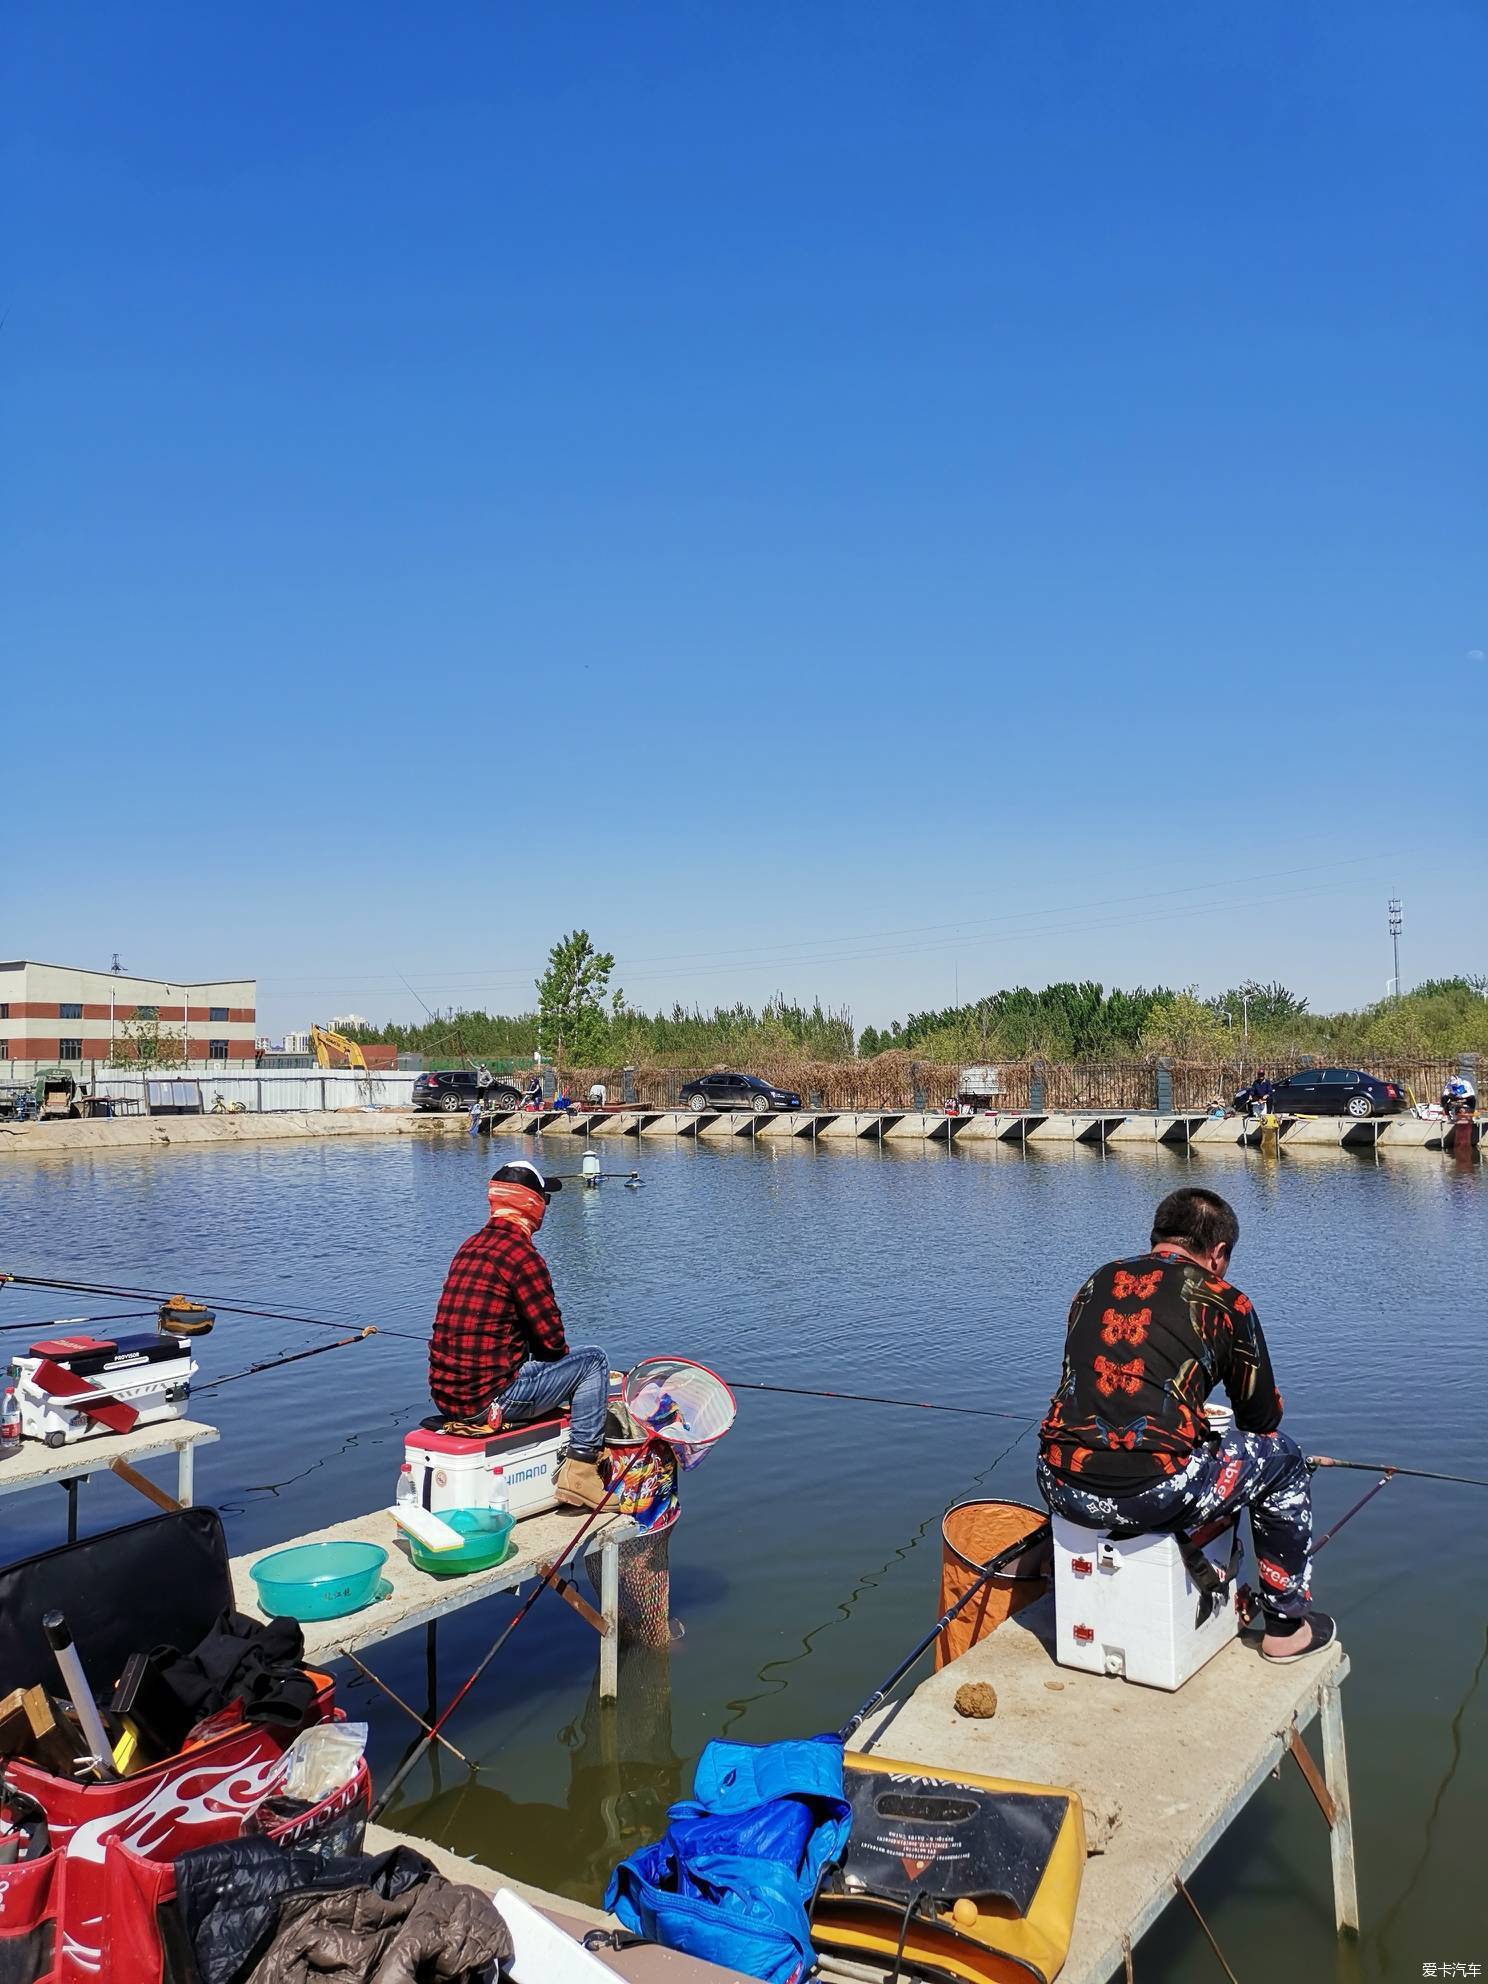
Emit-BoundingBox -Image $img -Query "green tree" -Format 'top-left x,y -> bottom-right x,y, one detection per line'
537,930 -> 615,1067
110,1012 -> 186,1069
1138,991 -> 1227,1060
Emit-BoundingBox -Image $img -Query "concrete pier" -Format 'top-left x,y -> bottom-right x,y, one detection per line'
855,1594 -> 1355,1984
475,1106 -> 1479,1161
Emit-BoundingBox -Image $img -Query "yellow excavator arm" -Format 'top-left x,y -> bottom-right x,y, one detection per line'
310,1024 -> 368,1072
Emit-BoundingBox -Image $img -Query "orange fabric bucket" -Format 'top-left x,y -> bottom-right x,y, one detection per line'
936,1499 -> 1051,1669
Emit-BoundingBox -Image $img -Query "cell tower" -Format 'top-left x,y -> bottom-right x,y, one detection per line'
1387,898 -> 1403,998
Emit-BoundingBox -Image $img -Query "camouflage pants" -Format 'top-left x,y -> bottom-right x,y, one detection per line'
1038,1427 -> 1314,1623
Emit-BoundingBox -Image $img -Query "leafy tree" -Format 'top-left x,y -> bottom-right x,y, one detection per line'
110,1013 -> 186,1069
537,930 -> 615,1067
1209,981 -> 1309,1031
1138,991 -> 1227,1060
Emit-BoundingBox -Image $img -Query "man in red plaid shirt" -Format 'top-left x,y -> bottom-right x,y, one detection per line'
430,1160 -> 609,1510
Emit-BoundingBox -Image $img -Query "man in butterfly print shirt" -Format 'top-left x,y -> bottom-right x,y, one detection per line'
1038,1187 -> 1334,1661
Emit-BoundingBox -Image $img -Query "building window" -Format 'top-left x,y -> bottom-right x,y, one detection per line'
208,1039 -> 229,1061
209,1006 -> 229,1023
59,1003 -> 83,1020
59,1038 -> 83,1060
0,1040 -> 8,1058
136,1004 -> 159,1021
0,1003 -> 8,1019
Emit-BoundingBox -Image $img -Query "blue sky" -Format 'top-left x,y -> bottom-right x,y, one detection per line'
5,1 -> 1484,1035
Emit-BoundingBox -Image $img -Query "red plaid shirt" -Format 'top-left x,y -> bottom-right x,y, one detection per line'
429,1220 -> 569,1421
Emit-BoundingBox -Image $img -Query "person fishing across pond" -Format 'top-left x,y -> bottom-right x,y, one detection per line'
1037,1185 -> 1335,1662
1242,1069 -> 1275,1117
429,1159 -> 610,1511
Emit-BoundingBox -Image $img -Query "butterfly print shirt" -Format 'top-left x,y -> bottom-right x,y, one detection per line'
1039,1251 -> 1283,1491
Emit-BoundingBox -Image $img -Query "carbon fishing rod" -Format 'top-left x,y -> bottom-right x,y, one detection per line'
1308,1455 -> 1488,1491
0,1271 -> 427,1343
839,1522 -> 1052,1741
367,1452 -> 646,1822
195,1327 -> 379,1394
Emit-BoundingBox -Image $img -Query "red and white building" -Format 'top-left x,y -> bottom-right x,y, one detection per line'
0,959 -> 257,1078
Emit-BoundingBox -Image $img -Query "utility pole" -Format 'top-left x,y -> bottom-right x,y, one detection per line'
1388,898 -> 1403,998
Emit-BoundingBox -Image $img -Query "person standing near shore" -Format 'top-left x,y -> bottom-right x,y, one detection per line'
429,1159 -> 610,1510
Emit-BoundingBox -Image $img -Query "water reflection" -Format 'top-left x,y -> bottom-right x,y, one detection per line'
398,1643 -> 684,1900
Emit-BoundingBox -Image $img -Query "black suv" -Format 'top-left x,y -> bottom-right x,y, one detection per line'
680,1072 -> 803,1113
412,1071 -> 524,1113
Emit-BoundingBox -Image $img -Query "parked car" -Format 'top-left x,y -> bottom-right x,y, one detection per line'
412,1070 -> 524,1113
681,1071 -> 803,1113
1231,1067 -> 1405,1119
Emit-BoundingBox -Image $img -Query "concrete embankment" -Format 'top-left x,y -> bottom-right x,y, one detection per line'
0,1110 -> 462,1159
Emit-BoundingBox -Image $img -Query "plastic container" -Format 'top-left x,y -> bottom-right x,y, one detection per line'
407,1507 -> 514,1579
250,1541 -> 388,1621
0,1384 -> 20,1460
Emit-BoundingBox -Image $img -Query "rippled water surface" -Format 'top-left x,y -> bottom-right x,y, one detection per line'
3,1130 -> 1484,1981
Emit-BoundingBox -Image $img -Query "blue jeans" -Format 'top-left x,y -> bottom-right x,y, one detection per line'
493,1344 -> 608,1460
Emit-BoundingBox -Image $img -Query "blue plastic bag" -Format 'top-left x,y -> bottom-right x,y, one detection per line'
606,1736 -> 852,1984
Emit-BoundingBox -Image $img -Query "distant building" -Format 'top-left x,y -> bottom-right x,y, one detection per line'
0,959 -> 256,1077
330,1013 -> 369,1033
283,1031 -> 312,1055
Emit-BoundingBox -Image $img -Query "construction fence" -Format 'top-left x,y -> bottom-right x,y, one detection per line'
561,1054 -> 1475,1115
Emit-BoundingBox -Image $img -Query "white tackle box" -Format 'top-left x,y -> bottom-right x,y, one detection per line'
1052,1512 -> 1244,1691
9,1333 -> 198,1448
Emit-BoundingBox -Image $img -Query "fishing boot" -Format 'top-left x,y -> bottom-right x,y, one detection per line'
555,1455 -> 608,1511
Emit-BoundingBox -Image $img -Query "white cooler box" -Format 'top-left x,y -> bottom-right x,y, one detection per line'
1052,1513 -> 1244,1691
404,1410 -> 570,1522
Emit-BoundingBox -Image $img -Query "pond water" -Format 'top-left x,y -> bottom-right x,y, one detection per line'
3,1130 -> 1484,1981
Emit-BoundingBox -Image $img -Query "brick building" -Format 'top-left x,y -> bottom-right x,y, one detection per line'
0,959 -> 257,1079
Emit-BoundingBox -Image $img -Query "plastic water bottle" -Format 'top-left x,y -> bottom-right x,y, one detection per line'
487,1467 -> 509,1519
395,1462 -> 417,1509
0,1383 -> 21,1461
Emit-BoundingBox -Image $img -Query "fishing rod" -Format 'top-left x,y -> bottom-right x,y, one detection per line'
1308,1455 -> 1488,1490
838,1522 -> 1051,1741
0,1272 -> 427,1343
368,1453 -> 645,1821
730,1380 -> 1039,1428
195,1327 -> 379,1393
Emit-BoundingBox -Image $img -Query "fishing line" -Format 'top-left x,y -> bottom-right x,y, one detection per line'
729,1379 -> 1039,1427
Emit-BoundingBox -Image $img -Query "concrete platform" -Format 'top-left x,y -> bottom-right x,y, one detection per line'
1025,1113 -> 1126,1145
857,1594 -> 1353,1984
1104,1113 -> 1209,1146
0,1416 -> 218,1513
231,1502 -> 637,1688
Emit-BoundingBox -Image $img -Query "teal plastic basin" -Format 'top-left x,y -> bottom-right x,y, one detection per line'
251,1540 -> 388,1621
408,1507 -> 515,1578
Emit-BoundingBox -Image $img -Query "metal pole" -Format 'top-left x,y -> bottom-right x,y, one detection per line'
1388,898 -> 1403,997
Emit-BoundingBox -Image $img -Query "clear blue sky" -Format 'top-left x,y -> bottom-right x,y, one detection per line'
5,1 -> 1484,1035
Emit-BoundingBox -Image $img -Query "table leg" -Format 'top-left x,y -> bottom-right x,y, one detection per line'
1319,1679 -> 1359,1935
64,1478 -> 80,1544
176,1442 -> 195,1507
599,1539 -> 620,1704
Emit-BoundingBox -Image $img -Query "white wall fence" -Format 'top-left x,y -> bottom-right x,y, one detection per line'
92,1069 -> 422,1113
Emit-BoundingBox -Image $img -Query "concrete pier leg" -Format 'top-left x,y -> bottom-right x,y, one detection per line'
1320,1679 -> 1359,1934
